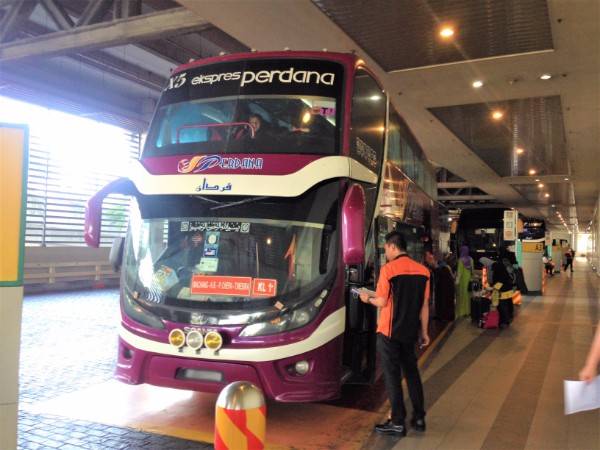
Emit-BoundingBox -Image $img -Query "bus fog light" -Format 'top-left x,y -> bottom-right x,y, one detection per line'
295,360 -> 310,376
169,329 -> 185,348
204,331 -> 223,351
186,330 -> 203,350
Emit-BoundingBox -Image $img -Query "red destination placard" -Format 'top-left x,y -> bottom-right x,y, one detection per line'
190,275 -> 252,296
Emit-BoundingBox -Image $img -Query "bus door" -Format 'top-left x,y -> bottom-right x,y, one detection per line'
342,222 -> 380,385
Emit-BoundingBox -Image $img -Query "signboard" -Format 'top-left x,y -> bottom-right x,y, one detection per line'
0,125 -> 28,285
503,210 -> 518,241
190,275 -> 278,297
522,241 -> 545,253
191,275 -> 252,296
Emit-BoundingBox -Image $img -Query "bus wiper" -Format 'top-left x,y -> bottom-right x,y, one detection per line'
193,195 -> 268,210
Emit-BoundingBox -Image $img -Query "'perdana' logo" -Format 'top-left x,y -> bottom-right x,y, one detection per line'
177,155 -> 264,173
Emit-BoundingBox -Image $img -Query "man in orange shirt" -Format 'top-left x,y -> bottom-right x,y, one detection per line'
359,231 -> 430,436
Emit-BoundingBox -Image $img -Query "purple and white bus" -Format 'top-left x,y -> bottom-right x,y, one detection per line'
85,51 -> 440,402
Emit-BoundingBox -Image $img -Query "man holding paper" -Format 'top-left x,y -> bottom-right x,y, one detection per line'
580,321 -> 600,383
564,320 -> 600,415
358,231 -> 430,437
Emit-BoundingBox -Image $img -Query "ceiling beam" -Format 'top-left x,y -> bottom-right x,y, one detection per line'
437,182 -> 473,189
502,174 -> 573,184
0,7 -> 209,62
438,195 -> 496,201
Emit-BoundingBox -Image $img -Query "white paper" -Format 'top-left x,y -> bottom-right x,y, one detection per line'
564,375 -> 600,414
351,287 -> 376,297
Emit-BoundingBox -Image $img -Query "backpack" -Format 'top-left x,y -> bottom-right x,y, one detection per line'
501,258 -> 517,287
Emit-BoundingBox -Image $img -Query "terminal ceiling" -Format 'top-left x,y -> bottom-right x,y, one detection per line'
1,0 -> 598,232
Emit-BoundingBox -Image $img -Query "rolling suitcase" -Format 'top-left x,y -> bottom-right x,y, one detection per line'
470,280 -> 490,324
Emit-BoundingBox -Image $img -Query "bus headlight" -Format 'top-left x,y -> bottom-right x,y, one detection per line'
169,329 -> 186,348
204,331 -> 223,350
186,330 -> 204,350
239,295 -> 325,337
123,291 -> 166,330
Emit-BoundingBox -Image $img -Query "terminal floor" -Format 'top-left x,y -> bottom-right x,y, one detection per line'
17,257 -> 599,449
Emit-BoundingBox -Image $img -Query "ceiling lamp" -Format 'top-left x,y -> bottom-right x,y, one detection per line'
540,74 -> 552,80
515,147 -> 524,154
472,80 -> 483,88
492,110 -> 503,120
529,169 -> 536,175
439,27 -> 454,38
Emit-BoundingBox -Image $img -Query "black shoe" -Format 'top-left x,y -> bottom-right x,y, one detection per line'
375,419 -> 407,436
411,418 -> 426,432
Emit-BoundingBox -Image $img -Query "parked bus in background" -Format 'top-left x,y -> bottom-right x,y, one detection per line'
85,51 -> 440,402
451,208 -> 545,268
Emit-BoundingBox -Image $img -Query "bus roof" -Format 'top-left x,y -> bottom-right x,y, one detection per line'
172,51 -> 361,75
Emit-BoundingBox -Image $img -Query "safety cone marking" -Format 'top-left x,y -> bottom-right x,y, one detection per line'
215,405 -> 266,450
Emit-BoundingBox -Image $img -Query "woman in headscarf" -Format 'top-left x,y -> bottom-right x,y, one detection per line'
455,245 -> 474,317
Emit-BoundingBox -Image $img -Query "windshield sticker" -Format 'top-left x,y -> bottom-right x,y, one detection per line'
202,231 -> 220,260
178,155 -> 264,174
312,105 -> 336,116
191,275 -> 252,296
181,221 -> 250,233
198,258 -> 218,272
356,137 -> 377,168
252,278 -> 277,297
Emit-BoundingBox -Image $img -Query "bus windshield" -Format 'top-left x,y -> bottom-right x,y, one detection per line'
121,181 -> 339,315
142,58 -> 344,158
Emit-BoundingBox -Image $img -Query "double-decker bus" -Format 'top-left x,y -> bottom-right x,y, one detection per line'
85,51 -> 440,402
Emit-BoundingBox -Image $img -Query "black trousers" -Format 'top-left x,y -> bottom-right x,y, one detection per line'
498,298 -> 512,325
377,333 -> 425,424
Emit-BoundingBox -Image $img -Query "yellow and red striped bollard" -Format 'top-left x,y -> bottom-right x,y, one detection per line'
512,290 -> 522,305
215,381 -> 266,450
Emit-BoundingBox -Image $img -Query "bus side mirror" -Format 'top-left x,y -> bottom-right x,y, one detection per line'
341,183 -> 366,265
85,178 -> 137,248
109,237 -> 125,272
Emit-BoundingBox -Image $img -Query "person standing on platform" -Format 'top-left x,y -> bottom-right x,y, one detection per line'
564,247 -> 574,272
425,252 -> 455,322
358,231 -> 430,437
455,245 -> 474,317
579,320 -> 600,383
479,256 -> 514,328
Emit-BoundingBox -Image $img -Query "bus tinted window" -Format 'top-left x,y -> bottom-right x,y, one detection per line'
143,58 -> 344,158
144,95 -> 337,157
350,70 -> 385,173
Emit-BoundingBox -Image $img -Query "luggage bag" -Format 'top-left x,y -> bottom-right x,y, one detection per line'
470,280 -> 490,324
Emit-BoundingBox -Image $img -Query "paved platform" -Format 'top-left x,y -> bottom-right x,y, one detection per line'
18,290 -> 211,450
16,257 -> 600,449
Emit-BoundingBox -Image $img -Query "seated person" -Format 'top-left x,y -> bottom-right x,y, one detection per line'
543,254 -> 554,276
249,113 -> 266,137
230,113 -> 270,140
